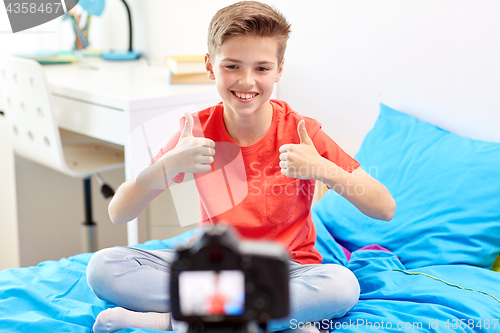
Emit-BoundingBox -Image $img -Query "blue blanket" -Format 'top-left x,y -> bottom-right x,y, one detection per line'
326,250 -> 500,332
1,230 -> 499,333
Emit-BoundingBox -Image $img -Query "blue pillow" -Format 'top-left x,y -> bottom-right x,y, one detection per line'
313,104 -> 500,269
312,210 -> 348,266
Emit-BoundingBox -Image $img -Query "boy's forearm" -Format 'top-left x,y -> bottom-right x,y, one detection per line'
108,179 -> 163,224
136,152 -> 180,191
316,159 -> 396,221
109,154 -> 180,224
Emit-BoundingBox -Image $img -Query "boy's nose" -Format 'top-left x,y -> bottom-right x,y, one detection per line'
238,70 -> 255,87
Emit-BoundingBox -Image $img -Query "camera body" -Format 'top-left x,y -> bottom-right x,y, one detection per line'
170,224 -> 290,332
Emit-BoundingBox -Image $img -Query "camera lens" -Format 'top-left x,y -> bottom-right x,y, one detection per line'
209,250 -> 224,263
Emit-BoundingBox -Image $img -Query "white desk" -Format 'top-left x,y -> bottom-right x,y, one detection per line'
44,59 -> 220,246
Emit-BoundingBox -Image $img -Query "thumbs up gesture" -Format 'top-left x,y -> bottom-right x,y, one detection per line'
169,112 -> 215,174
278,120 -> 323,179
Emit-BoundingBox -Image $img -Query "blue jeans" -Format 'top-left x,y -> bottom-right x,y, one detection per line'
87,247 -> 359,332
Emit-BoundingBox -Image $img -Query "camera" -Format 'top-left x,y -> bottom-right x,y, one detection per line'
170,224 -> 290,333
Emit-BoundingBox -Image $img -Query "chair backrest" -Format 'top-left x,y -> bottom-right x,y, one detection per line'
0,56 -> 68,174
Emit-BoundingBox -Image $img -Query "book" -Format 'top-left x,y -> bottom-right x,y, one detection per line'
15,51 -> 77,64
165,55 -> 206,74
170,73 -> 213,84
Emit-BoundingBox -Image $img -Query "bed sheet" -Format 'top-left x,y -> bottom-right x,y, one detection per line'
1,230 -> 499,333
325,250 -> 500,332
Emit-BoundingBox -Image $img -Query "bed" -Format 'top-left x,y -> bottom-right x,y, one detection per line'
1,102 -> 499,333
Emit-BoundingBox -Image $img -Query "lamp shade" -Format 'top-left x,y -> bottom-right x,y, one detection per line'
78,0 -> 105,16
79,0 -> 140,61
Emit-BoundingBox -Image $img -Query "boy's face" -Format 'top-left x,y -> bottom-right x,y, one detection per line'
205,35 -> 284,118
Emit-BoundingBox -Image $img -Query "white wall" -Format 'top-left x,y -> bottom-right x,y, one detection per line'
0,8 -> 75,55
0,113 -> 20,269
277,0 -> 500,149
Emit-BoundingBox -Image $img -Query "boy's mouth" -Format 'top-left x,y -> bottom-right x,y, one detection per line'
231,91 -> 259,101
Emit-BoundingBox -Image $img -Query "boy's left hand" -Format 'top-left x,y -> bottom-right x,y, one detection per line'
279,120 -> 325,180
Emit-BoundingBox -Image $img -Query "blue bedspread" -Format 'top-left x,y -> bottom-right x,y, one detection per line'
1,231 -> 499,333
326,250 -> 500,332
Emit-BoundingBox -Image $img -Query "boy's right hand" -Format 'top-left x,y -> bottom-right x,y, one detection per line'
168,112 -> 215,174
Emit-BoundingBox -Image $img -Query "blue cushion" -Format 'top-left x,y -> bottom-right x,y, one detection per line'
312,210 -> 348,266
313,104 -> 500,269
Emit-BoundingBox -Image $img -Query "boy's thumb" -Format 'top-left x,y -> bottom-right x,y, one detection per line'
180,112 -> 194,138
298,120 -> 312,145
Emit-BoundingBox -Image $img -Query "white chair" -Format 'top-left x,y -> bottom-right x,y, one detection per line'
0,56 -> 124,253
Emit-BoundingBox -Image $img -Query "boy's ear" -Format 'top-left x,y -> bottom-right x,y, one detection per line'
275,58 -> 285,83
205,54 -> 216,80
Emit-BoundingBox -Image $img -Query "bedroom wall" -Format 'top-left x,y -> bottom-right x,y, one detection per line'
275,0 -> 500,150
0,113 -> 20,269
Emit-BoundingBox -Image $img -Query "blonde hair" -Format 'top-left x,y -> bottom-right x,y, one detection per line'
208,1 -> 291,64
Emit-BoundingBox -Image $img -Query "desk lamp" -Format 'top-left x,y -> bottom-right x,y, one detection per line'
79,0 -> 141,61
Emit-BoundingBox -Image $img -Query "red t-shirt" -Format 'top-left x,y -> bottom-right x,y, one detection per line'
151,100 -> 359,264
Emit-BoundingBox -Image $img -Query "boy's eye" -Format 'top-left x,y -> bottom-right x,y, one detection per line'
257,67 -> 269,72
226,65 -> 238,69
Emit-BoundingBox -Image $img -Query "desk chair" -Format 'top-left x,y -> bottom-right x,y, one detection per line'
0,56 -> 124,253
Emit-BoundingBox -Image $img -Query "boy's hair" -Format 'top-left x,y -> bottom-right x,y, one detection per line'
208,1 -> 291,64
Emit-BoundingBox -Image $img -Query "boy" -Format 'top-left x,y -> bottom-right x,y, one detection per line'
86,1 -> 396,332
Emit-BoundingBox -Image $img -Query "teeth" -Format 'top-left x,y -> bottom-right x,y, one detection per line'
234,92 -> 257,99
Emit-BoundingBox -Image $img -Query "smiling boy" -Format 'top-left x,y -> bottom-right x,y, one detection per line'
86,2 -> 395,332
